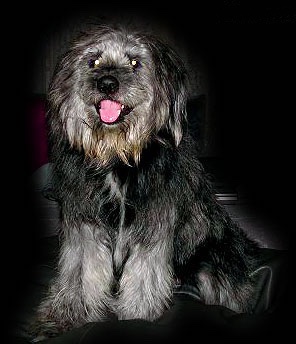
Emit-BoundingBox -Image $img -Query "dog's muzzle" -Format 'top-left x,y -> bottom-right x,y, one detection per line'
94,75 -> 132,124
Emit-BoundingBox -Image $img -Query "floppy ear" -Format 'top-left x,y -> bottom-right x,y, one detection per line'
147,37 -> 188,146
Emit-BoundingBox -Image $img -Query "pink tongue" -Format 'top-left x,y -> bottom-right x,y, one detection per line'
99,100 -> 122,123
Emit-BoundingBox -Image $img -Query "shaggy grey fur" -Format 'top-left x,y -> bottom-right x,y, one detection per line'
30,25 -> 259,341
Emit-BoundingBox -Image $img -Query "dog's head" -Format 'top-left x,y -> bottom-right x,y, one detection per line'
48,25 -> 188,165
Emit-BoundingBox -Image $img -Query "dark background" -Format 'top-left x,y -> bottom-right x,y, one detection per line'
5,1 -> 295,338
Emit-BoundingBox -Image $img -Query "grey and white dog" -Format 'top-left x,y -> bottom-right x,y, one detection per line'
31,25 -> 259,340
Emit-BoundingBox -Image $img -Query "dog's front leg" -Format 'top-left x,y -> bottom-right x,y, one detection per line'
117,239 -> 174,321
30,223 -> 114,340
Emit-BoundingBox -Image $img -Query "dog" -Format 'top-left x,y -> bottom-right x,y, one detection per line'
30,25 -> 260,340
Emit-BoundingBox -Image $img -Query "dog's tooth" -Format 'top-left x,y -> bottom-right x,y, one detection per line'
121,104 -> 125,109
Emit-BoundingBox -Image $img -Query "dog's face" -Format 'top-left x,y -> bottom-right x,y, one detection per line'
48,26 -> 188,165
80,29 -> 154,126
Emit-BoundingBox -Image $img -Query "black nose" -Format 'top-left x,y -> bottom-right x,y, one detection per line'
96,75 -> 119,95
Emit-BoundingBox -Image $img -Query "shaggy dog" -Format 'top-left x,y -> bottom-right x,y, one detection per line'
31,25 -> 259,340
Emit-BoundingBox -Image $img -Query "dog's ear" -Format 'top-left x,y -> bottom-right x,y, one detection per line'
147,37 -> 188,146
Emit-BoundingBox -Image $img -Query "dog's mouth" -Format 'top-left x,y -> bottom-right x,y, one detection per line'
95,99 -> 132,124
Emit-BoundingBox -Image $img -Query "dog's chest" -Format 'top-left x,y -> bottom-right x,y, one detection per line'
100,172 -> 127,229
102,171 -> 133,273
100,169 -> 136,229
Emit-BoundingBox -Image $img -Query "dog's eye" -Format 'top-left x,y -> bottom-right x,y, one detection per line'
88,57 -> 102,68
130,59 -> 141,69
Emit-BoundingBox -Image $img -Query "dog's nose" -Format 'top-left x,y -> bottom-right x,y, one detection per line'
96,75 -> 119,95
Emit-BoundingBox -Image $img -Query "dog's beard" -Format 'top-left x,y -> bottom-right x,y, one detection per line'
61,95 -> 158,166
